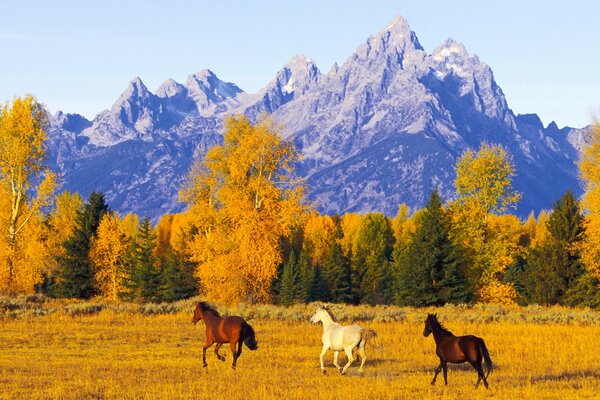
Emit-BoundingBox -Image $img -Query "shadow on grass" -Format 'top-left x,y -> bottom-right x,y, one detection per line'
531,370 -> 600,383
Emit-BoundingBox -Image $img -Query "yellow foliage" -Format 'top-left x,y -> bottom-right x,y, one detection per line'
0,213 -> 48,294
182,116 -> 306,304
391,203 -> 417,251
476,279 -> 518,306
90,213 -> 130,301
580,122 -> 600,214
44,191 -> 84,274
449,202 -> 525,298
580,215 -> 600,281
579,122 -> 600,282
339,213 -> 362,258
0,96 -> 55,293
302,213 -> 337,266
455,142 -> 520,215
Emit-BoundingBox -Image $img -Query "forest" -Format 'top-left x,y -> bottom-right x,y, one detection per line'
2,95 -> 600,309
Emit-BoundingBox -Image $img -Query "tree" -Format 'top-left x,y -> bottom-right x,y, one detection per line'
122,217 -> 159,302
181,116 -> 305,304
302,213 -> 337,267
396,191 -> 471,306
455,143 -> 521,215
451,144 -> 523,303
352,213 -> 393,304
322,239 -> 354,303
578,122 -> 600,282
155,214 -> 198,302
523,191 -> 584,304
278,250 -> 303,305
308,264 -> 330,302
90,212 -> 130,301
56,192 -> 108,298
0,96 -> 56,293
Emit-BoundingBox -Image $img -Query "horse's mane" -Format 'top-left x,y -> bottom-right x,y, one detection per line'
427,313 -> 452,335
321,306 -> 337,322
198,301 -> 221,317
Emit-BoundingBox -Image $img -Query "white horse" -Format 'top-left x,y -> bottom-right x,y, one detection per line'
310,305 -> 377,374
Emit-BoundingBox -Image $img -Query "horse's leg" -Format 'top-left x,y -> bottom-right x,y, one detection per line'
202,339 -> 214,367
357,346 -> 367,373
214,343 -> 225,361
442,361 -> 448,385
476,360 -> 490,389
333,351 -> 341,372
340,347 -> 355,375
234,338 -> 243,368
431,362 -> 442,385
230,341 -> 238,369
319,344 -> 329,373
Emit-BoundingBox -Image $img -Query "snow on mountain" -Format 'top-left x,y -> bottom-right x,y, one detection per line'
46,16 -> 587,220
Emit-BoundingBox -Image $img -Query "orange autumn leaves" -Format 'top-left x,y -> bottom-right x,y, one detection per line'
181,117 -> 306,303
0,96 -> 56,293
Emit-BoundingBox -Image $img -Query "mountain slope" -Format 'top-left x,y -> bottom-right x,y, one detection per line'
46,16 -> 586,219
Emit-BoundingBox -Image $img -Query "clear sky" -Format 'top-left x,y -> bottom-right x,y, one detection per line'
1,0 -> 598,128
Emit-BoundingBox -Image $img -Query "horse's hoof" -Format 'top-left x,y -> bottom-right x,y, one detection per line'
430,381 -> 435,386
231,365 -> 236,370
203,363 -> 208,368
321,370 -> 327,374
218,356 -> 225,361
341,371 -> 347,376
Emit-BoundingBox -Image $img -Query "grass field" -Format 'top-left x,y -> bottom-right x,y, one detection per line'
1,299 -> 600,399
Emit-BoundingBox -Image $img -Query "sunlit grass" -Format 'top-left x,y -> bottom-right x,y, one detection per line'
1,300 -> 599,399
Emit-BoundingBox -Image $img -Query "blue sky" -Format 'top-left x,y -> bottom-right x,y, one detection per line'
1,1 -> 598,127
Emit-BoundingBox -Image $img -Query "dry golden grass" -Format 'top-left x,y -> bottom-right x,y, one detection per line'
1,304 -> 600,399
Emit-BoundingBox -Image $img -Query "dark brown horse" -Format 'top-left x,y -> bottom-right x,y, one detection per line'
423,313 -> 492,389
192,301 -> 257,369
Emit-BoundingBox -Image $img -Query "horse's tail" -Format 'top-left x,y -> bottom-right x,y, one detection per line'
242,321 -> 258,350
478,338 -> 492,378
359,329 -> 378,348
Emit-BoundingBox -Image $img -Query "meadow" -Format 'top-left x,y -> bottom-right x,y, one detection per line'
1,297 -> 600,399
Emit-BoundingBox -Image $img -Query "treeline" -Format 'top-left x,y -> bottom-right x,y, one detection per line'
1,97 -> 600,308
273,189 -> 599,308
37,192 -> 197,302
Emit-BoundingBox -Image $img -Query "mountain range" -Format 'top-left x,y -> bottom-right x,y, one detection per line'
46,16 -> 587,220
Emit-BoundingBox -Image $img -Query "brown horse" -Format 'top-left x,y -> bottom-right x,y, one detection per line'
192,301 -> 257,369
423,313 -> 492,389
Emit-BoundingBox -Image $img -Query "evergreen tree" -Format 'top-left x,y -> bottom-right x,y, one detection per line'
352,213 -> 394,304
122,217 -> 160,302
308,265 -> 330,302
523,190 -> 584,304
156,249 -> 198,302
278,250 -> 304,305
297,249 -> 314,301
56,192 -> 108,298
396,191 -> 471,306
322,240 -> 354,303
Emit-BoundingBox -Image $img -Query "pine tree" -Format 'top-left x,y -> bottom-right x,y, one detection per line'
122,217 -> 160,302
308,265 -> 330,302
279,250 -> 304,306
323,240 -> 354,303
156,249 -> 198,302
396,191 -> 471,306
297,249 -> 314,301
56,192 -> 108,299
523,190 -> 584,304
352,213 -> 393,304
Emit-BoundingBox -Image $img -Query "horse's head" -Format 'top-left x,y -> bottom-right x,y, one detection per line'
191,303 -> 204,325
423,314 -> 435,337
309,306 -> 327,324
